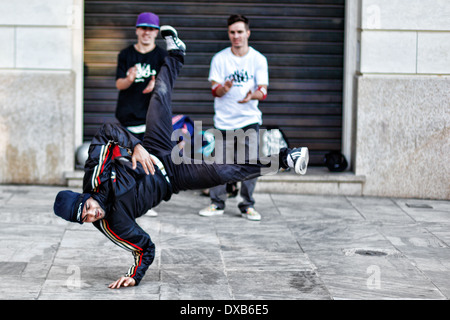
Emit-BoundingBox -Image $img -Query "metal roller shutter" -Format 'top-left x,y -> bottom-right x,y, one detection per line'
83,0 -> 345,165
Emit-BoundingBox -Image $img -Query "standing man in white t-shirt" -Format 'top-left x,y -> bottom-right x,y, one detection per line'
199,14 -> 269,221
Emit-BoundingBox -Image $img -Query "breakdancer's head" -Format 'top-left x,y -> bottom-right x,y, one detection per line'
53,190 -> 106,224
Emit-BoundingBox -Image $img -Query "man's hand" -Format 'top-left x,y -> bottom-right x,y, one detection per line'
238,90 -> 253,103
126,66 -> 137,83
108,276 -> 136,289
223,79 -> 233,92
212,80 -> 233,97
132,144 -> 156,175
116,66 -> 138,90
142,75 -> 156,94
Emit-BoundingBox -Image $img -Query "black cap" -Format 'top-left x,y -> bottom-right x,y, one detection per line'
53,191 -> 91,224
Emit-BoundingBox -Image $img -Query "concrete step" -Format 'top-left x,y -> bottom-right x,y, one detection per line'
255,167 -> 366,196
65,167 -> 365,196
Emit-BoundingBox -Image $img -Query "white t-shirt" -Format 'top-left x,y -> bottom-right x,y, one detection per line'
208,47 -> 269,130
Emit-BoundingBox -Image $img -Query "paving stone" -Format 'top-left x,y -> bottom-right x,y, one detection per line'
0,185 -> 449,300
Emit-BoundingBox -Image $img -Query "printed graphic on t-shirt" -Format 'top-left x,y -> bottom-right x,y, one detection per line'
135,63 -> 156,83
225,69 -> 254,87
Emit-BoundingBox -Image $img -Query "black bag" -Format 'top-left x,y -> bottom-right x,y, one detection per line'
324,151 -> 348,172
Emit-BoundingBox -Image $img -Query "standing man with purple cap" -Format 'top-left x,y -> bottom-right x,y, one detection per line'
115,12 -> 168,141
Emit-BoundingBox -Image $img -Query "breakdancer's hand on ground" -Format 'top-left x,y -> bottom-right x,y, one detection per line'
108,276 -> 136,289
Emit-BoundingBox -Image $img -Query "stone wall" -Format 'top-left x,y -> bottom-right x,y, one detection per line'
355,0 -> 450,199
0,0 -> 83,185
356,75 -> 449,199
0,71 -> 75,184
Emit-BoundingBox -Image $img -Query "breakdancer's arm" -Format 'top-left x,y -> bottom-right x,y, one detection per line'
85,123 -> 157,186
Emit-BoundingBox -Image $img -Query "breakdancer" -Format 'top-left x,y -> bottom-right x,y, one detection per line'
53,26 -> 309,289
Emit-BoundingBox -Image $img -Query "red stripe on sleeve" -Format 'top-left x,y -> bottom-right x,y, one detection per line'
103,220 -> 143,252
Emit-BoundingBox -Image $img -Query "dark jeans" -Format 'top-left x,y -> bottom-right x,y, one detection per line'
209,124 -> 260,212
141,52 -> 290,194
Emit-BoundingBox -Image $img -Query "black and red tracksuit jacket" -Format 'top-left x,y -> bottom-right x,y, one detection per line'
83,123 -> 172,285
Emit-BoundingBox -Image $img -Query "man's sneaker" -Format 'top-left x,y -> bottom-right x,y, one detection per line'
160,25 -> 186,53
146,209 -> 158,217
288,147 -> 309,175
199,204 -> 224,217
242,207 -> 261,221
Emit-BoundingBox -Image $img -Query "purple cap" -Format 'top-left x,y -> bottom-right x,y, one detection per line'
136,12 -> 160,29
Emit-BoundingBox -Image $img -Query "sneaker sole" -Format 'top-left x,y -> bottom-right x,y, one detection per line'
147,210 -> 158,217
199,210 -> 224,217
160,25 -> 178,38
160,26 -> 186,52
295,147 -> 309,175
241,213 -> 261,221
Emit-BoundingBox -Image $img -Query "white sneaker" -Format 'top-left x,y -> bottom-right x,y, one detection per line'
199,204 -> 224,217
288,147 -> 309,175
241,207 -> 261,221
146,209 -> 158,217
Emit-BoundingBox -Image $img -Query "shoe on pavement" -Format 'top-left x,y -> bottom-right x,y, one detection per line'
146,209 -> 158,217
199,204 -> 224,217
287,147 -> 309,175
241,207 -> 261,221
160,25 -> 186,53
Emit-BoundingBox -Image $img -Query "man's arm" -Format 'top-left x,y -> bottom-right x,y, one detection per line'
237,52 -> 269,103
211,80 -> 267,103
84,124 -> 156,193
211,80 -> 233,97
94,219 -> 156,288
238,85 -> 268,103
